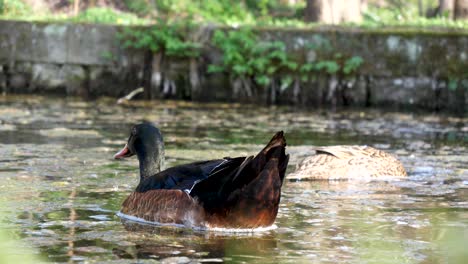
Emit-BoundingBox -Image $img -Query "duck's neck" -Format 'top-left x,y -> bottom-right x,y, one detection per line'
137,146 -> 165,181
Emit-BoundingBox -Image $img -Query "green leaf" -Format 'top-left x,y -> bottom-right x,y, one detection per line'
448,79 -> 458,91
233,64 -> 248,75
343,56 -> 364,74
207,64 -> 225,73
267,66 -> 277,74
285,61 -> 298,71
256,75 -> 270,86
117,21 -> 201,59
300,63 -> 315,73
316,60 -> 340,74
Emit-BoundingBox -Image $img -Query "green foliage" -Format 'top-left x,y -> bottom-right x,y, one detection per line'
294,37 -> 364,82
153,0 -> 259,25
124,0 -> 151,16
448,79 -> 458,91
210,28 -> 296,87
257,0 -> 270,16
0,0 -> 29,16
299,63 -> 315,73
209,29 -> 256,75
155,0 -> 303,26
1,0 -> 467,29
72,7 -> 148,25
306,36 -> 332,51
343,56 -> 364,74
206,64 -> 224,74
313,55 -> 363,76
210,27 -> 364,90
316,60 -> 340,74
0,3 -> 149,24
119,19 -> 201,58
100,51 -> 114,61
361,3 -> 468,29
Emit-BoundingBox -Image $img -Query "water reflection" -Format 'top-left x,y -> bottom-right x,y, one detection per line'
0,95 -> 466,263
114,222 -> 279,262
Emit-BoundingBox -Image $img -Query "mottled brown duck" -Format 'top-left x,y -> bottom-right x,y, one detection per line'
288,145 -> 407,181
114,123 -> 289,229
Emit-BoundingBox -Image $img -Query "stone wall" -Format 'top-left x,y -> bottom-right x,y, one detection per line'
0,20 -> 466,113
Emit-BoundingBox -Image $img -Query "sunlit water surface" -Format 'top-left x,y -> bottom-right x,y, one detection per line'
0,95 -> 467,263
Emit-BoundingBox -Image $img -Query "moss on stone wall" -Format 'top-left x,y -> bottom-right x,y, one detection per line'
0,20 -> 466,113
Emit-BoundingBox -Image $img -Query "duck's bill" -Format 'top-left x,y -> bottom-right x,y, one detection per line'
114,144 -> 134,159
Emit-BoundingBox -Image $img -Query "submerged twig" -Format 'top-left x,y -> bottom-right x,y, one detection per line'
117,87 -> 144,104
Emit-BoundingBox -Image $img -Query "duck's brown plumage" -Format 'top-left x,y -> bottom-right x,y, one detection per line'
115,123 -> 289,229
121,190 -> 205,226
288,145 -> 406,181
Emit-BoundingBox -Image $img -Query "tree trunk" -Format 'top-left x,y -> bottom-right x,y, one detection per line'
74,0 -> 80,16
189,58 -> 200,93
304,0 -> 322,22
432,0 -> 456,18
304,0 -> 365,24
142,50 -> 153,99
150,52 -> 163,99
418,0 -> 424,16
455,0 -> 468,19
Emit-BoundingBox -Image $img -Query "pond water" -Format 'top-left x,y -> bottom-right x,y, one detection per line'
0,95 -> 467,263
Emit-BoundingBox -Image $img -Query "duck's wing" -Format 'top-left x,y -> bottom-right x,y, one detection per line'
136,159 -> 232,192
190,131 -> 289,227
288,146 -> 375,180
314,145 -> 404,171
314,145 -> 374,159
189,132 -> 288,201
188,156 -> 251,208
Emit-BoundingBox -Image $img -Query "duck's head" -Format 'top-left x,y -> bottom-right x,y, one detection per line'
114,122 -> 165,180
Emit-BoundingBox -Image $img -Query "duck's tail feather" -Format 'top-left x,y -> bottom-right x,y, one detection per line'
228,131 -> 288,190
190,131 -> 288,228
188,156 -> 246,206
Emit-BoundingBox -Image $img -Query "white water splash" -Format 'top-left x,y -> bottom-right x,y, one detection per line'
116,211 -> 277,233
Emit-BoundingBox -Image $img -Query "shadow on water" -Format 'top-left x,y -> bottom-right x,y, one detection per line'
0,95 -> 467,263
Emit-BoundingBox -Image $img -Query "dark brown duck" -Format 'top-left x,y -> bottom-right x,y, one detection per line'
114,123 -> 289,229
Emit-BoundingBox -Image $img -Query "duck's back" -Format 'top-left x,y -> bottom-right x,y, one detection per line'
288,146 -> 407,180
135,158 -> 244,192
